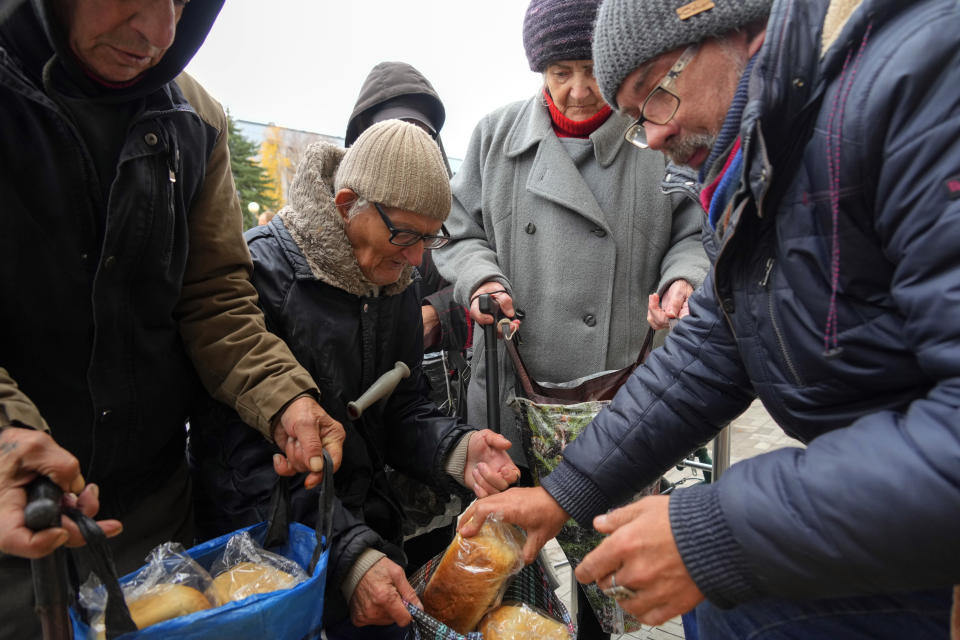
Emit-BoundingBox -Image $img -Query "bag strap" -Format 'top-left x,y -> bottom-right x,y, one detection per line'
309,450 -> 335,574
63,507 -> 138,639
262,479 -> 292,550
505,326 -> 656,400
262,450 -> 334,574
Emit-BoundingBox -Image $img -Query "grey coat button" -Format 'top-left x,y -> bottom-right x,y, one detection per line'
103,256 -> 117,270
583,314 -> 596,327
525,222 -> 536,234
144,132 -> 159,145
722,298 -> 735,313
592,228 -> 607,237
99,409 -> 113,423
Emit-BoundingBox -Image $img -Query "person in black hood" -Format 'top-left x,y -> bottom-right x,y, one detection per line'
344,60 -> 473,575
0,1 -> 345,637
346,61 -> 471,400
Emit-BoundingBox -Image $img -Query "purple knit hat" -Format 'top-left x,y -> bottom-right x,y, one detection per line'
523,0 -> 602,72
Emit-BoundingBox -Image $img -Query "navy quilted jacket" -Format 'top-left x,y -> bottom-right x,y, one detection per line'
543,0 -> 960,606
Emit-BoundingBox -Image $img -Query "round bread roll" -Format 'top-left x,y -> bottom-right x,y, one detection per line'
478,603 -> 569,640
208,561 -> 298,605
93,583 -> 211,640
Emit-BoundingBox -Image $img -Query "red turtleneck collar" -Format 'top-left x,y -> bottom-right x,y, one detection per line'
544,87 -> 612,138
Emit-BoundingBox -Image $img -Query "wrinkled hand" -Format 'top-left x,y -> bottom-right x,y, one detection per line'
469,281 -> 521,337
422,303 -> 441,349
459,486 -> 568,565
648,279 -> 694,330
575,496 -> 704,625
272,396 -> 345,489
350,557 -> 422,627
463,430 -> 520,498
0,428 -> 122,558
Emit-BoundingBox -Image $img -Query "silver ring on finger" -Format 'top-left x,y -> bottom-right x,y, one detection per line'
602,573 -> 637,601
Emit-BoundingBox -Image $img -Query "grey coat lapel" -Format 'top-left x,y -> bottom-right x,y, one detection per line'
505,98 -> 628,230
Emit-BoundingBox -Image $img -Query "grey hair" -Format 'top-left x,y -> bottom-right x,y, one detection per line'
345,197 -> 371,220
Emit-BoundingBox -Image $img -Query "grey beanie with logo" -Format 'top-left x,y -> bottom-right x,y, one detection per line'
592,0 -> 773,108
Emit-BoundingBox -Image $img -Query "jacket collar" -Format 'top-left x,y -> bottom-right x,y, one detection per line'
278,142 -> 414,298
503,94 -> 630,168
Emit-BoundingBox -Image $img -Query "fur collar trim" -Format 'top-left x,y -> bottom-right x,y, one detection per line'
277,142 -> 414,298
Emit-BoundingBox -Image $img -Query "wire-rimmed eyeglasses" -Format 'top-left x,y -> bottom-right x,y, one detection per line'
374,202 -> 450,249
624,44 -> 700,150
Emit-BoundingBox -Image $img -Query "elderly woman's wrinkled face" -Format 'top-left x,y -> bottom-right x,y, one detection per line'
336,191 -> 442,287
544,60 -> 603,121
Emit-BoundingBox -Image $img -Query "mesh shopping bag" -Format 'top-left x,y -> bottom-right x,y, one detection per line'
505,329 -> 657,634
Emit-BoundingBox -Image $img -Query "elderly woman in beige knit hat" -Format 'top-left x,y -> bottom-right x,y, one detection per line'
190,120 -> 520,638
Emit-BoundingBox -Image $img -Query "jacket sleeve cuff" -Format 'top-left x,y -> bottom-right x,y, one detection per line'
340,548 -> 387,604
267,390 -> 321,437
669,483 -> 762,608
443,432 -> 474,488
0,369 -> 50,432
540,460 -> 610,526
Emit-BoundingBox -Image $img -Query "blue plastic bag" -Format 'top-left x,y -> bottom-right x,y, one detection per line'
69,453 -> 332,640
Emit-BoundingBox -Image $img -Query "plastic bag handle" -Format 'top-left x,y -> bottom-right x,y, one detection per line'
309,450 -> 334,573
262,479 -> 292,550
261,450 -> 334,575
62,507 -> 138,639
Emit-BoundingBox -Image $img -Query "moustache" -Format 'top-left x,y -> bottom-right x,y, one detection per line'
664,132 -> 716,167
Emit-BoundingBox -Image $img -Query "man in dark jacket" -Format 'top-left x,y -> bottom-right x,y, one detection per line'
459,0 -> 960,637
191,121 -> 519,637
0,1 -> 344,637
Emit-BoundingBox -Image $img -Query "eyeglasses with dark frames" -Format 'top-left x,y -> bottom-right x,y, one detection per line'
373,202 -> 450,250
624,44 -> 700,150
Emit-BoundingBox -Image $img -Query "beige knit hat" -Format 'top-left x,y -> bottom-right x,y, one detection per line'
334,119 -> 451,222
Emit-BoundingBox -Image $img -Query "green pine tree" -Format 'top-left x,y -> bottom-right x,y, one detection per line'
227,113 -> 278,230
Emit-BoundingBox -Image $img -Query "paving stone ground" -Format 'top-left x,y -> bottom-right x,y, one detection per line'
542,399 -> 804,639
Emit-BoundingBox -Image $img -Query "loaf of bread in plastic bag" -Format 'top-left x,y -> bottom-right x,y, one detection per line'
421,516 -> 524,634
93,583 -> 211,639
208,561 -> 299,604
478,603 -> 569,639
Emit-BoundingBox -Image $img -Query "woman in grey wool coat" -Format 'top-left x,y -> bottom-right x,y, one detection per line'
434,0 -> 709,465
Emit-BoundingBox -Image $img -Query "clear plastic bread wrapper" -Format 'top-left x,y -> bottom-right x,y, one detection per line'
79,542 -> 215,639
206,530 -> 307,606
421,514 -> 526,634
478,602 -> 571,639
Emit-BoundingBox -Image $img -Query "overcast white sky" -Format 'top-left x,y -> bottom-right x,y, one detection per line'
186,1 -> 543,160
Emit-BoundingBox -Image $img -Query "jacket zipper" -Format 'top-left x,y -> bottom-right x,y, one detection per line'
161,142 -> 179,265
761,257 -> 804,386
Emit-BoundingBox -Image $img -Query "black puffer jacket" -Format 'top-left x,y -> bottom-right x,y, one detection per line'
544,0 -> 960,609
190,142 -> 472,623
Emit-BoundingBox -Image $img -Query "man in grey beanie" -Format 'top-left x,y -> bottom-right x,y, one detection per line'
592,0 -> 771,171
456,0 -> 960,638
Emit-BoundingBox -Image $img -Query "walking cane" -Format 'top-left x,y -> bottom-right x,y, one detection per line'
25,477 -> 73,640
477,293 -> 501,434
